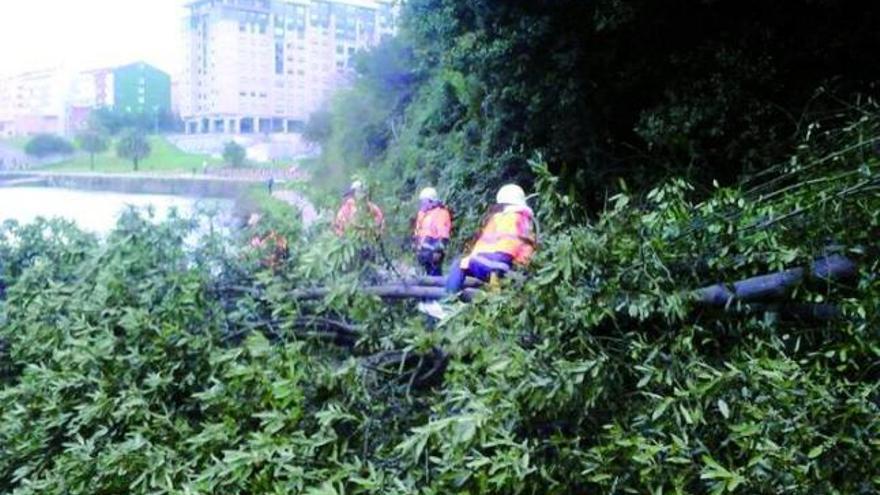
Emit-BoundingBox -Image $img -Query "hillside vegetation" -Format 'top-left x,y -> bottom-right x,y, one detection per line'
1,109 -> 878,492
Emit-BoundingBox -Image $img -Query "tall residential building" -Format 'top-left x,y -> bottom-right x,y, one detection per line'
0,68 -> 70,138
68,62 -> 172,133
180,0 -> 398,135
0,62 -> 172,137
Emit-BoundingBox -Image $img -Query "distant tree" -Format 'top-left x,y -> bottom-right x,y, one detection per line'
24,134 -> 74,158
76,130 -> 108,170
303,109 -> 333,144
88,108 -> 125,135
89,108 -> 165,135
116,129 -> 151,171
223,141 -> 247,167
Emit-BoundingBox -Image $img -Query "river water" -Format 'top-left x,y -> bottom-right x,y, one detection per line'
0,187 -> 234,234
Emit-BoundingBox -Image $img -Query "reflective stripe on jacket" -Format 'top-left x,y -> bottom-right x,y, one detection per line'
468,206 -> 536,266
414,206 -> 452,242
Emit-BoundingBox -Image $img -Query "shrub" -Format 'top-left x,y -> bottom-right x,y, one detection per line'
0,110 -> 878,493
222,140 -> 247,167
23,133 -> 74,158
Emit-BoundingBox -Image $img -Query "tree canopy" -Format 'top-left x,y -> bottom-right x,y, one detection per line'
115,129 -> 151,171
316,0 -> 880,211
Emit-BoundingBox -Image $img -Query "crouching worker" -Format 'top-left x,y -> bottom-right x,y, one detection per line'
446,184 -> 537,294
333,180 -> 384,237
247,213 -> 289,270
413,187 -> 452,276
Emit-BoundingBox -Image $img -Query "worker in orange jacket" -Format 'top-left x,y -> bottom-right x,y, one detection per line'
333,180 -> 384,237
445,184 -> 537,294
413,187 -> 452,276
246,213 -> 290,270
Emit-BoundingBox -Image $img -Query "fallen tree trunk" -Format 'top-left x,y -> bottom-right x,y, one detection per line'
293,285 -> 480,302
289,255 -> 856,307
402,276 -> 483,288
710,302 -> 843,322
224,316 -> 362,347
693,254 -> 857,306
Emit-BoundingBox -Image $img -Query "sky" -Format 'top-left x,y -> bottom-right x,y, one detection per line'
0,0 -> 188,77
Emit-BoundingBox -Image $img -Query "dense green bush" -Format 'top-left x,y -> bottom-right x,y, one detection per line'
23,134 -> 74,158
0,111 -> 877,493
314,0 -> 880,212
223,140 -> 247,167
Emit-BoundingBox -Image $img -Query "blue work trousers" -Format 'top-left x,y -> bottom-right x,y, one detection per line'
445,252 -> 513,294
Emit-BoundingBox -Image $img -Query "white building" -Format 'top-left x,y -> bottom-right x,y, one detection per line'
180,0 -> 398,135
0,68 -> 72,138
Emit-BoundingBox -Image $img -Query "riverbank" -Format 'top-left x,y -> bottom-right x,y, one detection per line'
0,170 -> 319,229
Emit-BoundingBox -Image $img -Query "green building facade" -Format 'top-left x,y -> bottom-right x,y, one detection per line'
113,62 -> 171,116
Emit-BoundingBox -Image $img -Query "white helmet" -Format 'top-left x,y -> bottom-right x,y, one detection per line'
418,187 -> 439,201
496,184 -> 527,207
346,180 -> 365,197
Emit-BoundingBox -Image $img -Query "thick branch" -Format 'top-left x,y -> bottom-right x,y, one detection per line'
693,254 -> 857,306
293,285 -> 479,302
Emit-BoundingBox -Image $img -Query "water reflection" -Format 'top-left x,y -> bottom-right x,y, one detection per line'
0,187 -> 233,234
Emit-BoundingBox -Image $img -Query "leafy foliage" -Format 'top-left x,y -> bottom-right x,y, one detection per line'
88,107 -> 179,135
314,0 -> 880,212
115,129 -> 152,171
223,140 -> 247,168
24,134 -> 74,158
303,109 -> 333,144
1,109 -> 878,493
76,129 -> 109,170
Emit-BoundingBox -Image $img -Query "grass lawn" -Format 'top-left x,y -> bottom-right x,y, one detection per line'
45,136 -> 221,174
0,136 -> 30,151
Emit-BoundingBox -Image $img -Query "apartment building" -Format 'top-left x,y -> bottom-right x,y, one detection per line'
180,0 -> 397,135
0,62 -> 171,137
68,62 -> 172,133
0,68 -> 70,138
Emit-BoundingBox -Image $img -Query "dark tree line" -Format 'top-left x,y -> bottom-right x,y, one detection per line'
316,0 -> 880,210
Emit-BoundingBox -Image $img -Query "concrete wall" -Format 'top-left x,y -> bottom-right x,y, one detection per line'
0,171 -> 253,198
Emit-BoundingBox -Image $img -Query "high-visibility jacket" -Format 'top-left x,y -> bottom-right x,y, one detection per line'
334,197 -> 384,236
414,205 -> 452,242
249,230 -> 289,269
468,206 -> 536,266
